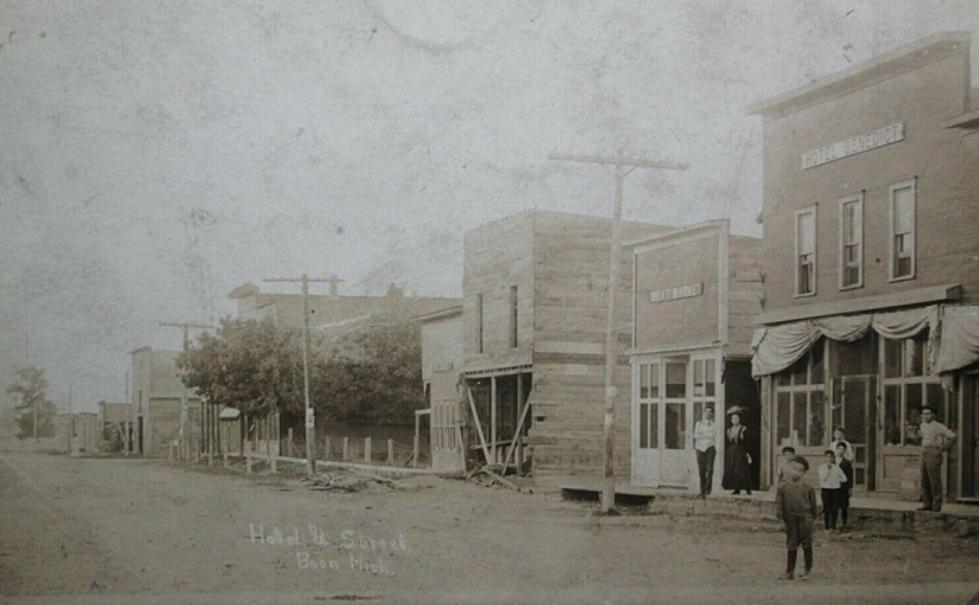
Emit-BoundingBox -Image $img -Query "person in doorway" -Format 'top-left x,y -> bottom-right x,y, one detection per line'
694,406 -> 718,498
722,410 -> 752,495
818,449 -> 847,530
776,446 -> 796,485
776,455 -> 817,580
918,405 -> 956,512
829,427 -> 854,462
835,442 -> 854,530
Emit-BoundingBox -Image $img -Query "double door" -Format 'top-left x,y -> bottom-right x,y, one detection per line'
830,376 -> 876,491
632,354 -> 717,488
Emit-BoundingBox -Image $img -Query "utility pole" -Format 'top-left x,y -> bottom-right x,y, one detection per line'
160,321 -> 215,460
548,151 -> 688,513
263,274 -> 342,476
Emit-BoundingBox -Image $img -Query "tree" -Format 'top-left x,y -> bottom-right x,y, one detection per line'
177,318 -> 306,416
313,320 -> 426,426
7,367 -> 57,440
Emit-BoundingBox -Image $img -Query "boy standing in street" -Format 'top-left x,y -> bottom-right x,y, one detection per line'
776,446 -> 796,485
775,456 -> 818,580
818,449 -> 847,530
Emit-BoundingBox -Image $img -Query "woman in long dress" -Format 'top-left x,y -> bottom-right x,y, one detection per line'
723,412 -> 752,495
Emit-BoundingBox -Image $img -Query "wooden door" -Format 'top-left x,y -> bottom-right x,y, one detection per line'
831,376 -> 876,491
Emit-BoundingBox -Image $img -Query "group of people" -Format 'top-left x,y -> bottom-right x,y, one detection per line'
692,406 -> 753,499
773,405 -> 956,580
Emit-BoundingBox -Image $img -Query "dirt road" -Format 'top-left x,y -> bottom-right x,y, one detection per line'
1,451 -> 977,604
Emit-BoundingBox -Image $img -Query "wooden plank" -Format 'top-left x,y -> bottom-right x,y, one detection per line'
466,386 -> 492,462
501,386 -> 532,474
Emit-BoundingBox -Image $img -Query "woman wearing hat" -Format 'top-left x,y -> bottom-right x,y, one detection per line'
722,407 -> 752,495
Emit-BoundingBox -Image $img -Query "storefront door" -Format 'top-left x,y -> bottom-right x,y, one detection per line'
632,357 -> 692,487
831,375 -> 877,491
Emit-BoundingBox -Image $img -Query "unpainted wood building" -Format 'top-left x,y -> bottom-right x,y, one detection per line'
416,305 -> 465,472
462,210 -> 671,487
130,347 -> 201,457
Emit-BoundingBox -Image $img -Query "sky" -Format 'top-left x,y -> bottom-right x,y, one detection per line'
2,0 -> 978,410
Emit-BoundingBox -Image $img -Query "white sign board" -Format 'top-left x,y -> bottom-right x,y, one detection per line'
305,407 -> 315,429
648,282 -> 703,303
801,122 -> 904,170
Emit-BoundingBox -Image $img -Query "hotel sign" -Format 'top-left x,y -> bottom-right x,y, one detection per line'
801,122 -> 904,170
648,282 -> 703,303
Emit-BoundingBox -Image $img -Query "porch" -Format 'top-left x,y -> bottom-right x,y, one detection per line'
560,482 -> 979,533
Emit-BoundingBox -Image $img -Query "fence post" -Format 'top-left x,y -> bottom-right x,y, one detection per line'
287,428 -> 294,458
364,436 -> 372,463
325,436 -> 331,461
245,442 -> 252,474
387,439 -> 394,465
342,437 -> 349,461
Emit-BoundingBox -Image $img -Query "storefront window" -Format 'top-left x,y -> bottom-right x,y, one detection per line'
665,403 -> 685,449
665,362 -> 686,398
884,338 -> 903,378
881,331 -> 943,447
884,385 -> 901,445
809,391 -> 825,446
777,392 -> 791,447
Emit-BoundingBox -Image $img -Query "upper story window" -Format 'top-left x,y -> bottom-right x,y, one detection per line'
509,285 -> 518,348
889,179 -> 916,281
476,293 -> 484,354
795,206 -> 816,297
839,193 -> 863,290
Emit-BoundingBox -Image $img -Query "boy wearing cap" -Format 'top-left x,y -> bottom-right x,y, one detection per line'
775,456 -> 817,580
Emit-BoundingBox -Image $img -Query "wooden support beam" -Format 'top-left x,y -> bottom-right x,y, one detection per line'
455,424 -> 467,473
490,376 -> 498,465
413,414 -> 420,468
466,386 -> 492,463
501,389 -> 533,474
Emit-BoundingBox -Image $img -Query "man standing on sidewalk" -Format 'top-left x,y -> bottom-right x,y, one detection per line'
918,405 -> 956,512
694,406 -> 717,498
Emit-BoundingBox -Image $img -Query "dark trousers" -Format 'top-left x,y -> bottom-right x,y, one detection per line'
838,489 -> 850,527
921,447 -> 944,511
696,447 -> 716,496
820,488 -> 839,529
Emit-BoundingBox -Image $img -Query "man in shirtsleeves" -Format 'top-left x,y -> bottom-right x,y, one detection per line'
918,405 -> 956,512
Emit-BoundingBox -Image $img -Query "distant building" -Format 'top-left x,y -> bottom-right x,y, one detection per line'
98,400 -> 133,452
130,347 -> 201,457
228,280 -> 459,329
461,209 -> 673,487
416,305 -> 464,472
747,32 -> 979,500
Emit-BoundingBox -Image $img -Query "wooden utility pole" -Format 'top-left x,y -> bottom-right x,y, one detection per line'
160,321 -> 215,460
548,152 -> 687,513
263,274 -> 342,476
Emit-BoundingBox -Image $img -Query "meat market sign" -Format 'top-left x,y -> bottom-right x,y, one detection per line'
648,282 -> 703,303
801,122 -> 904,170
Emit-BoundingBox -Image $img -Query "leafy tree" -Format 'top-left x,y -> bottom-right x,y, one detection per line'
177,318 -> 306,416
313,320 -> 426,426
6,367 -> 57,440
178,316 -> 425,427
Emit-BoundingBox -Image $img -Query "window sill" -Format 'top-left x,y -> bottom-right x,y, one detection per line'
793,291 -> 817,299
839,283 -> 863,292
888,274 -> 916,284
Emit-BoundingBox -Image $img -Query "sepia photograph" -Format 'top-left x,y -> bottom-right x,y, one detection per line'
1,1 -> 979,603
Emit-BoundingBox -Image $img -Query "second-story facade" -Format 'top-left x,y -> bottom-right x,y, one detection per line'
747,32 -> 979,500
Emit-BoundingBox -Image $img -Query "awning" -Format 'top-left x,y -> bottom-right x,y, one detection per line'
751,305 -> 939,378
935,306 -> 979,374
219,407 -> 241,420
